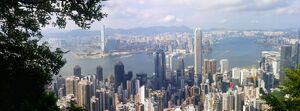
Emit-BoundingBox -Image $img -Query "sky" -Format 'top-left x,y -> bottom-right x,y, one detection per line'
43,0 -> 300,31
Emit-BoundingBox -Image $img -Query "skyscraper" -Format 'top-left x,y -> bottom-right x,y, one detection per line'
77,80 -> 91,111
124,71 -> 133,89
176,58 -> 184,88
280,45 -> 292,83
154,49 -> 166,90
74,65 -> 81,77
95,89 -> 105,111
166,54 -> 175,71
65,77 -> 74,95
96,65 -> 103,81
187,66 -> 195,85
280,45 -> 292,69
100,25 -> 106,52
188,37 -> 194,53
222,93 -> 229,111
194,28 -> 202,82
65,76 -> 79,96
176,57 -> 185,75
220,59 -> 229,74
136,73 -> 147,86
292,43 -> 300,67
232,67 -> 241,79
263,72 -> 274,92
115,61 -> 125,91
295,30 -> 300,66
127,71 -> 133,81
234,92 -> 242,111
203,59 -> 217,75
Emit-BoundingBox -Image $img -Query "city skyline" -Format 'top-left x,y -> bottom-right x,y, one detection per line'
50,26 -> 300,110
2,0 -> 300,110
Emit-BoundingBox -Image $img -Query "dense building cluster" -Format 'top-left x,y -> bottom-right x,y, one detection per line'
51,28 -> 300,111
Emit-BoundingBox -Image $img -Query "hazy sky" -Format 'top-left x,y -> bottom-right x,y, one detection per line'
43,0 -> 300,31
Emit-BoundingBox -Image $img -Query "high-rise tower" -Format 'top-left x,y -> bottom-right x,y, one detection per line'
100,25 -> 106,52
280,45 -> 292,83
114,61 -> 125,92
73,65 -> 81,77
188,37 -> 194,53
77,80 -> 91,111
176,57 -> 185,88
96,65 -> 103,81
220,59 -> 229,74
194,28 -> 202,82
154,49 -> 166,90
203,59 -> 217,75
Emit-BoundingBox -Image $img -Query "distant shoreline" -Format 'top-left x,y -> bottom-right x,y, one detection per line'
73,51 -> 146,59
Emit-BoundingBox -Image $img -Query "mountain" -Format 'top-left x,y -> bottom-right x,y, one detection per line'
106,26 -> 192,35
43,26 -> 192,38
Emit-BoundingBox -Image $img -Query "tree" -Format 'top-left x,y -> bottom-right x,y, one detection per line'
0,0 -> 106,110
67,101 -> 87,111
261,66 -> 300,111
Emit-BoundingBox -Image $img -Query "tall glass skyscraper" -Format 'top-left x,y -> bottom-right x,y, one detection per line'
96,65 -> 103,81
176,58 -> 184,88
194,28 -> 202,84
154,49 -> 166,90
100,25 -> 106,52
73,65 -> 82,77
280,45 -> 292,83
114,61 -> 125,91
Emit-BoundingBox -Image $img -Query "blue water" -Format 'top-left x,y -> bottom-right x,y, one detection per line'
59,37 -> 273,78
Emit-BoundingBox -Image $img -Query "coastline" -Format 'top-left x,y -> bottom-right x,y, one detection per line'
73,51 -> 146,59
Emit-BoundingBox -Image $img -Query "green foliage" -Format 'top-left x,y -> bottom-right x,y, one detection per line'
36,92 -> 61,111
0,0 -> 106,110
67,101 -> 87,111
261,66 -> 300,111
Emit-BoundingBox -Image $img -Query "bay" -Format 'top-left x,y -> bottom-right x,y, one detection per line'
59,37 -> 273,78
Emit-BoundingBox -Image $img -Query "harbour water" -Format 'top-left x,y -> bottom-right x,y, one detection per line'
59,37 -> 273,78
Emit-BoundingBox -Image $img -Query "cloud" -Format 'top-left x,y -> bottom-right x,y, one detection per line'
137,0 -> 145,4
275,1 -> 300,15
51,0 -> 300,30
201,0 -> 289,12
162,15 -> 183,23
219,19 -> 228,24
250,20 -> 259,24
163,15 -> 174,22
176,18 -> 183,22
122,8 -> 138,17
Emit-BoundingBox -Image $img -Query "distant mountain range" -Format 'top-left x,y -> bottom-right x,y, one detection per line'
106,26 -> 193,35
43,26 -> 193,38
43,26 -> 300,38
